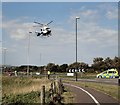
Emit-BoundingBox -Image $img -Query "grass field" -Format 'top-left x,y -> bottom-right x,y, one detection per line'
55,72 -> 97,79
2,76 -> 51,104
61,86 -> 75,104
2,75 -> 74,104
2,74 -> 119,104
2,76 -> 51,95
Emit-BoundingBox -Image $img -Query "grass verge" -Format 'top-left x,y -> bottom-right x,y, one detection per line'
61,86 -> 75,104
2,76 -> 51,104
2,76 -> 50,96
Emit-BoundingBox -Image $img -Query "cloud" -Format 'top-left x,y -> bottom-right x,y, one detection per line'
0,10 -> 2,30
81,9 -> 98,17
68,5 -> 117,49
78,23 -> 117,48
2,4 -> 118,65
69,8 -> 99,25
2,19 -> 34,40
97,3 -> 118,20
68,8 -> 117,48
106,9 -> 118,19
4,16 -> 117,49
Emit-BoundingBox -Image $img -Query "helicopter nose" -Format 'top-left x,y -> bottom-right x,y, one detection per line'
47,28 -> 51,30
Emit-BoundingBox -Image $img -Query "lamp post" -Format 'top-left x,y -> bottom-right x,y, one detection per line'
75,16 -> 80,81
27,32 -> 32,76
3,48 -> 7,71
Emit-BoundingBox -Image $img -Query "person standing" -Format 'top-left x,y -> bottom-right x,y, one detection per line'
15,70 -> 18,77
47,70 -> 50,79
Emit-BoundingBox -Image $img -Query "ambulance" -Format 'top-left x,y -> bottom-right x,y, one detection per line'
96,69 -> 119,78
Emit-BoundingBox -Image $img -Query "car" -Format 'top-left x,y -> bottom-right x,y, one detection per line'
96,69 -> 119,78
35,72 -> 40,75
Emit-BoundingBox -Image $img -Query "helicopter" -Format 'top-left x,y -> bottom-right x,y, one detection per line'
33,21 -> 53,37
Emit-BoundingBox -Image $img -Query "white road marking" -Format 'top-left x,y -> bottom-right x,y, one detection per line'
64,83 -> 100,105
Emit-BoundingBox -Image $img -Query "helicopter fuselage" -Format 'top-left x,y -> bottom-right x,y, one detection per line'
34,21 -> 53,37
36,28 -> 51,36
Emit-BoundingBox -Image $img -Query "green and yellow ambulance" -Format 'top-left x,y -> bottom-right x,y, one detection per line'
96,69 -> 119,78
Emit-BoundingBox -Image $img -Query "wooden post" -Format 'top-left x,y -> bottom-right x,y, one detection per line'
118,78 -> 120,86
53,81 -> 56,94
57,79 -> 60,94
41,85 -> 45,105
59,78 -> 63,94
50,82 -> 54,99
58,78 -> 62,94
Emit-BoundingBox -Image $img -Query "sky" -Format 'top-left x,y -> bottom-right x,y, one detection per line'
1,0 -> 120,2
1,2 -> 119,66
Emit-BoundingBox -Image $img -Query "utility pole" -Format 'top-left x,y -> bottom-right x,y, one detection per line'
75,16 -> 80,81
3,48 -> 7,71
27,32 -> 32,76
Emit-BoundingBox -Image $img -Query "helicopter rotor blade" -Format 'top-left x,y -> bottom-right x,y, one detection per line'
34,21 -> 43,26
33,25 -> 41,27
47,21 -> 53,25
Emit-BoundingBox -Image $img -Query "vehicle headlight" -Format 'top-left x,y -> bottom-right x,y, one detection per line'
96,74 -> 100,78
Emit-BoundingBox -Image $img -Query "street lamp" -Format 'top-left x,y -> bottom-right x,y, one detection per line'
75,16 -> 80,81
3,48 -> 7,71
27,32 -> 32,76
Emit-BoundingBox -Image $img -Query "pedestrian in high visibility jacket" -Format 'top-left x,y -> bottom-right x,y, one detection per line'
47,70 -> 50,79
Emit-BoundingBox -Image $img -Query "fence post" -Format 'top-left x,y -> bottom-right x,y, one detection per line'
58,78 -> 63,95
50,82 -> 54,100
118,78 -> 120,86
53,81 -> 56,94
60,78 -> 63,94
41,85 -> 45,105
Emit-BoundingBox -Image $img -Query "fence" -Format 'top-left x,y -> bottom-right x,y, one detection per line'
41,78 -> 64,105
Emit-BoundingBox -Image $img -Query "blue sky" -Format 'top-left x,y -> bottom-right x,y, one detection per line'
1,2 -> 118,66
1,0 -> 120,2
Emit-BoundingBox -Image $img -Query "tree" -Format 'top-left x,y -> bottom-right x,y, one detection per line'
59,64 -> 68,72
78,62 -> 88,70
38,66 -> 45,74
104,57 -> 113,69
93,57 -> 103,64
46,63 -> 60,72
68,62 -> 79,69
68,62 -> 88,71
113,56 -> 120,69
92,57 -> 120,72
92,57 -> 104,72
46,63 -> 55,72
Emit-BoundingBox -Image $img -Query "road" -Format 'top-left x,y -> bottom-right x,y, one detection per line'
63,83 -> 119,105
10,73 -> 119,86
64,78 -> 118,85
49,74 -> 119,85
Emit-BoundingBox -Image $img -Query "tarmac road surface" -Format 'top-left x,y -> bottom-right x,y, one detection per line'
64,78 -> 118,85
78,78 -> 118,85
63,83 -> 119,105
